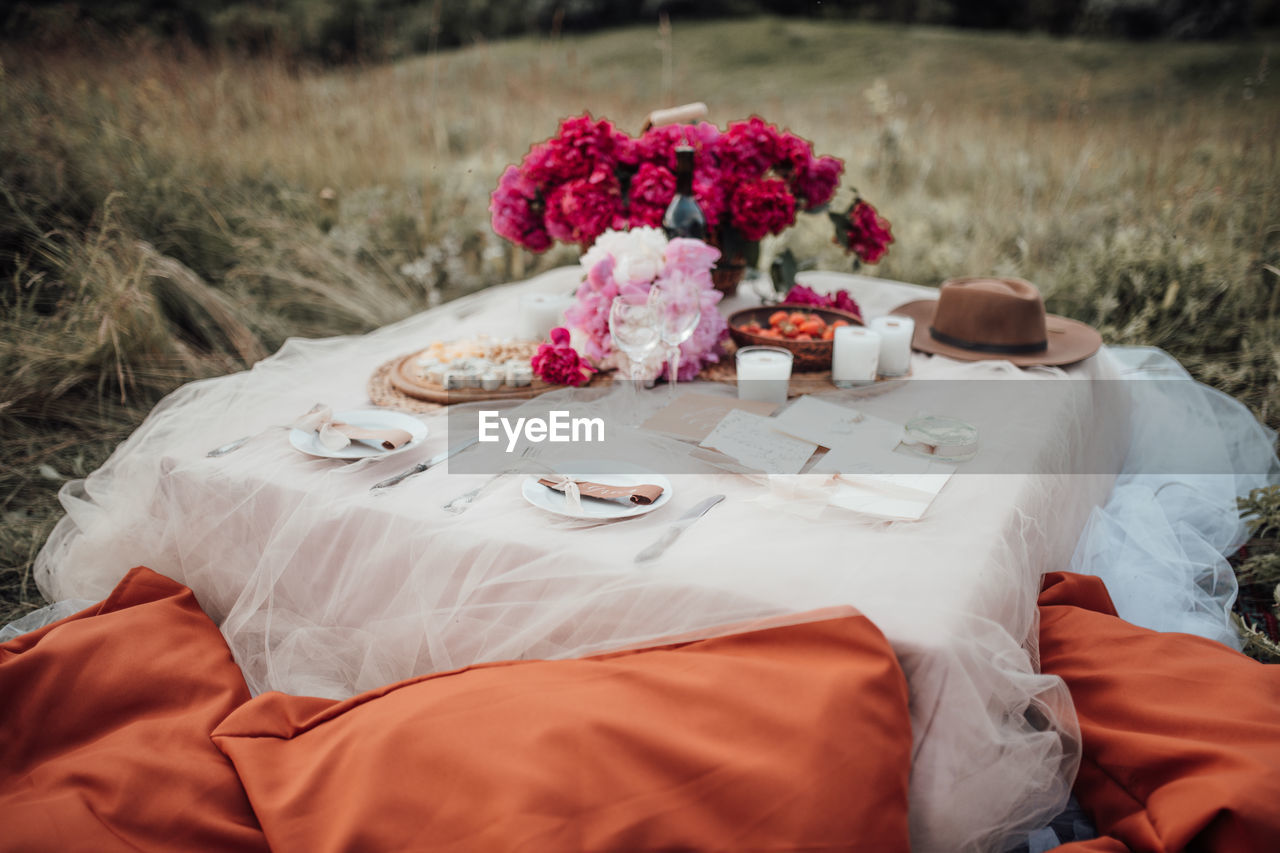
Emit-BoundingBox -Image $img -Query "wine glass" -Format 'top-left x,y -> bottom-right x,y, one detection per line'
649,279 -> 701,400
609,292 -> 661,409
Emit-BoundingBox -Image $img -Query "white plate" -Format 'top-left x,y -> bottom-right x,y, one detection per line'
289,409 -> 428,459
521,461 -> 673,520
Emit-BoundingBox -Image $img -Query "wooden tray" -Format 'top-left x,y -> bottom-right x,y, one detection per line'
385,351 -> 611,405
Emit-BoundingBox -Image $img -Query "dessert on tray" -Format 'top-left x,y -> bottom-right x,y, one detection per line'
386,336 -> 606,403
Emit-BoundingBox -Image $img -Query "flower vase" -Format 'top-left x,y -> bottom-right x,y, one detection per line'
708,232 -> 754,295
711,253 -> 748,295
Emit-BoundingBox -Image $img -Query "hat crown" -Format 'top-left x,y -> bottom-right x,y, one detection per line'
931,277 -> 1047,349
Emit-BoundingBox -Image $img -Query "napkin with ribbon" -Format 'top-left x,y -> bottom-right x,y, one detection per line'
292,406 -> 413,452
537,477 -> 665,514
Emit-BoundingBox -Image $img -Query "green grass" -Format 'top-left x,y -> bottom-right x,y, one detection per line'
2,17 -> 1279,624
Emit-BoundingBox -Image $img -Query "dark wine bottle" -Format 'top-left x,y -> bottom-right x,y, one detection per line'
662,145 -> 707,240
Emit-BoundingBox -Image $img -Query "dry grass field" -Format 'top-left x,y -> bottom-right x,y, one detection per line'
1,17 -> 1278,623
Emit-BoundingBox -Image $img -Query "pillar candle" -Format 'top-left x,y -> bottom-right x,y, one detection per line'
869,316 -> 915,377
832,326 -> 881,387
736,346 -> 793,404
519,293 -> 575,341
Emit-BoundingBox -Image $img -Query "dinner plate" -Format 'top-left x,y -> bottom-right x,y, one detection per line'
289,409 -> 428,459
521,460 -> 673,520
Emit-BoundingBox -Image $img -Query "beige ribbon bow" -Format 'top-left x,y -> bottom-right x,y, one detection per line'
540,474 -> 584,515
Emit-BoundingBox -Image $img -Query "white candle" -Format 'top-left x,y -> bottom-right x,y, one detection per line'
518,293 -> 575,341
736,346 -> 793,404
869,316 -> 915,377
832,326 -> 881,387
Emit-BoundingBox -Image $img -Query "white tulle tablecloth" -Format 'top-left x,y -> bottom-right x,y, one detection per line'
32,267 -> 1278,853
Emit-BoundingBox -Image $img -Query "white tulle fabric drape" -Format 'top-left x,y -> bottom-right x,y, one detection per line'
1069,346 -> 1279,646
26,268 -> 1280,853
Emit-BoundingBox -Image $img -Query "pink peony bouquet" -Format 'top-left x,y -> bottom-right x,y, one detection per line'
489,113 -> 890,275
564,228 -> 727,382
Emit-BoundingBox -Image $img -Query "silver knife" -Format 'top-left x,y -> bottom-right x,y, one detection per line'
634,494 -> 725,563
370,436 -> 479,491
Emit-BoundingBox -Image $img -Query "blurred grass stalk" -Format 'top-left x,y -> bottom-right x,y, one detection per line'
1,18 -> 1279,623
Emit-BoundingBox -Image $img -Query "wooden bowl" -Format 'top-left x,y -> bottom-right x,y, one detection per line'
727,304 -> 864,372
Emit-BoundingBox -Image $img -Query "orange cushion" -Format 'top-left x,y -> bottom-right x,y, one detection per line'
0,566 -> 269,853
1039,571 -> 1280,853
213,607 -> 913,853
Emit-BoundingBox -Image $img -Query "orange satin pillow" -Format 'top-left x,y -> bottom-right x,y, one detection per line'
0,566 -> 269,853
1039,571 -> 1280,853
214,607 -> 913,853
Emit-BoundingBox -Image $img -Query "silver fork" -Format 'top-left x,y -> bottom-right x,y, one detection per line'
442,447 -> 558,514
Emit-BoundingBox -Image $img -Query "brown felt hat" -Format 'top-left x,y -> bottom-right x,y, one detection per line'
890,277 -> 1102,367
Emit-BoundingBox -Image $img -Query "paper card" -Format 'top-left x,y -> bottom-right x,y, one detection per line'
700,409 -> 817,475
771,396 -> 902,453
811,443 -> 955,520
642,392 -> 780,442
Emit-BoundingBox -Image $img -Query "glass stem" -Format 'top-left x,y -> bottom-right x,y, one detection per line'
666,345 -> 680,400
628,352 -> 643,416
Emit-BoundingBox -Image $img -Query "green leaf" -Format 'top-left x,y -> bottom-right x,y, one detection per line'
769,249 -> 799,294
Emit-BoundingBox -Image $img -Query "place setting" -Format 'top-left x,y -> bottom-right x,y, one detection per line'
205,403 -> 429,465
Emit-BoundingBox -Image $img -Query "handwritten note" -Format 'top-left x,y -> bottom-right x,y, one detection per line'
700,409 -> 817,475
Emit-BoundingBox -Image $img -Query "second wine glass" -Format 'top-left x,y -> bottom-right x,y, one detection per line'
649,278 -> 701,400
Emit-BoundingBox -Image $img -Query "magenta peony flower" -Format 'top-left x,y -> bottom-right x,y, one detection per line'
781,284 -> 829,308
716,116 -> 780,180
729,177 -> 797,242
627,162 -> 676,228
531,327 -> 596,387
830,289 -> 863,320
544,170 -> 622,247
692,167 -> 728,229
634,122 -> 722,171
634,124 -> 684,170
793,155 -> 844,211
612,127 -> 640,168
782,284 -> 863,322
845,200 -> 894,264
489,165 -> 551,252
524,114 -> 620,186
775,132 -> 813,176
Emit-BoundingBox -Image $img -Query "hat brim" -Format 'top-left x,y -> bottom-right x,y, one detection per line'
890,299 -> 1102,367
